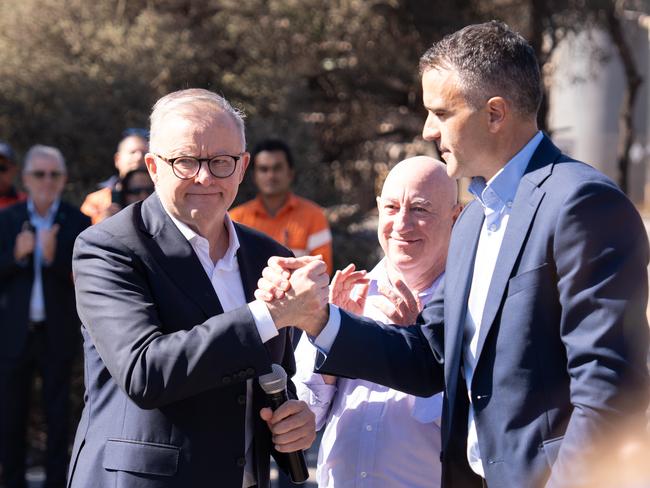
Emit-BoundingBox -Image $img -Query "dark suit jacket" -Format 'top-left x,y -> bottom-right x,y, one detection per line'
67,194 -> 296,488
0,200 -> 90,361
319,136 -> 650,488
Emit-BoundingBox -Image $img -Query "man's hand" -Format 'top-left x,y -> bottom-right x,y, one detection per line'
14,222 -> 35,261
256,256 -> 330,336
40,224 -> 60,264
98,203 -> 122,223
370,279 -> 421,326
329,263 -> 369,315
260,400 -> 316,453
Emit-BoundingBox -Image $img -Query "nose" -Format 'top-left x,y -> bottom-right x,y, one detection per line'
194,160 -> 214,184
392,208 -> 413,232
422,113 -> 440,142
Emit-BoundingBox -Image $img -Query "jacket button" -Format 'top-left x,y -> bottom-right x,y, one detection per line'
236,457 -> 246,467
237,395 -> 246,405
222,376 -> 232,385
246,367 -> 255,376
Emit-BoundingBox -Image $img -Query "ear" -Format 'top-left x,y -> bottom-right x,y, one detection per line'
144,153 -> 159,183
451,203 -> 463,225
238,152 -> 251,183
486,96 -> 507,133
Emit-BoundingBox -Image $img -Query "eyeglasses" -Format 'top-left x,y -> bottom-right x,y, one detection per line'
28,170 -> 64,180
154,153 -> 241,180
124,186 -> 154,196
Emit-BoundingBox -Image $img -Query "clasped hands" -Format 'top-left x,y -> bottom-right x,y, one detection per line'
255,255 -> 422,336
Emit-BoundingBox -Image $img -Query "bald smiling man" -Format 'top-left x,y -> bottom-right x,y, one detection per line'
293,157 -> 461,488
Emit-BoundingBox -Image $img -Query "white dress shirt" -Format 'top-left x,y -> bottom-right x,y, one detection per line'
296,259 -> 443,488
163,209 -> 271,488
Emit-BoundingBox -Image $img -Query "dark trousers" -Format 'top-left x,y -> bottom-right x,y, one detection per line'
1,325 -> 71,488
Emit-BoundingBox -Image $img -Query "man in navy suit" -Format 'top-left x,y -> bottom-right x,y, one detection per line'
259,21 -> 649,487
0,145 -> 90,488
67,89 -> 322,488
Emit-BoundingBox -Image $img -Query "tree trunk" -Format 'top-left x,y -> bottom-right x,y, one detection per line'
605,2 -> 643,195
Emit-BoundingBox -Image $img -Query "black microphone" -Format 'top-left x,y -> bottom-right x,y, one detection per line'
259,363 -> 310,484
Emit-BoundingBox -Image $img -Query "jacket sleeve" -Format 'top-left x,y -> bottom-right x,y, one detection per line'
73,226 -> 274,410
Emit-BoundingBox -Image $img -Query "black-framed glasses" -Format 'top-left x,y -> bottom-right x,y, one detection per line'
28,170 -> 64,180
154,153 -> 241,180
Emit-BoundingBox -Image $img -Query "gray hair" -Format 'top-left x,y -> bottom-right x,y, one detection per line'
149,88 -> 246,151
419,21 -> 542,116
23,145 -> 66,173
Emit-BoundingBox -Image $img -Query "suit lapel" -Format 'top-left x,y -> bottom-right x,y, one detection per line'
473,136 -> 559,363
444,202 -> 483,401
234,226 -> 257,302
139,194 -> 223,319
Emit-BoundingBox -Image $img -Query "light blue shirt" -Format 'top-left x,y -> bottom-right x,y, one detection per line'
295,259 -> 443,488
27,198 -> 60,322
463,130 -> 544,476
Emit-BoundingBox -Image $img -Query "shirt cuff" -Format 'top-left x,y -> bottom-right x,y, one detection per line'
311,304 -> 341,354
248,299 -> 279,344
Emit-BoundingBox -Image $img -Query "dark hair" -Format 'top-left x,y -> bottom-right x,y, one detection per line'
250,139 -> 294,169
121,166 -> 149,187
419,20 -> 542,116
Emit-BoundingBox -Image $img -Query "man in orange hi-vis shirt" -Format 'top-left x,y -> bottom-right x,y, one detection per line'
230,139 -> 333,275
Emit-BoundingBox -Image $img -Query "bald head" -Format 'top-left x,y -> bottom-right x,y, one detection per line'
381,156 -> 457,207
377,155 -> 461,291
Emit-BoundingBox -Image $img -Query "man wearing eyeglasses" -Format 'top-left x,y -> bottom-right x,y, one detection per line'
0,141 -> 26,210
0,145 -> 90,488
80,130 -> 149,224
67,88 -> 320,488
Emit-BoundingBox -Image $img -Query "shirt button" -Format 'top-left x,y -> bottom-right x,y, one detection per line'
489,224 -> 497,232
365,424 -> 372,431
360,472 -> 368,478
506,201 -> 513,208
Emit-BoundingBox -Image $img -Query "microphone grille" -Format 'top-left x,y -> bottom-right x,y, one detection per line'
259,363 -> 288,395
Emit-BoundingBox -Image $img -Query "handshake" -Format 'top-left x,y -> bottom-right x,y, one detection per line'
255,255 -> 332,337
255,254 -> 421,336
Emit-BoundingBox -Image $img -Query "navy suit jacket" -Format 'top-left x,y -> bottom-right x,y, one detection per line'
68,194 -> 296,488
319,136 -> 650,487
0,200 -> 90,361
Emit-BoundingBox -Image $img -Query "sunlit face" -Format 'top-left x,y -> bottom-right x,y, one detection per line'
377,169 -> 456,276
253,150 -> 294,198
421,68 -> 492,179
22,156 -> 67,209
145,111 -> 249,234
115,136 -> 148,177
0,157 -> 18,194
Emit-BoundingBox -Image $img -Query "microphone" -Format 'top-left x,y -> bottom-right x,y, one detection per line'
259,363 -> 309,484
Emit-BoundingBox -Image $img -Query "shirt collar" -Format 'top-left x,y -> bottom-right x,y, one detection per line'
468,130 -> 544,212
253,192 -> 296,216
27,198 -> 60,222
163,205 -> 241,271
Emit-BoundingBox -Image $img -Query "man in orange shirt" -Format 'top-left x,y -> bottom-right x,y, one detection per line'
230,139 -> 333,275
80,130 -> 148,224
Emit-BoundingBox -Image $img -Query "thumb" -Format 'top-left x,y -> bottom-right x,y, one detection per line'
259,407 -> 274,423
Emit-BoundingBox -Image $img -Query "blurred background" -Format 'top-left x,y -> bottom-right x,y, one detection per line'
1,0 -> 650,486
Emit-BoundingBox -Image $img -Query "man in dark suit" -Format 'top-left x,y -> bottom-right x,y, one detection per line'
67,88 -> 321,488
259,21 -> 650,488
0,145 -> 90,488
